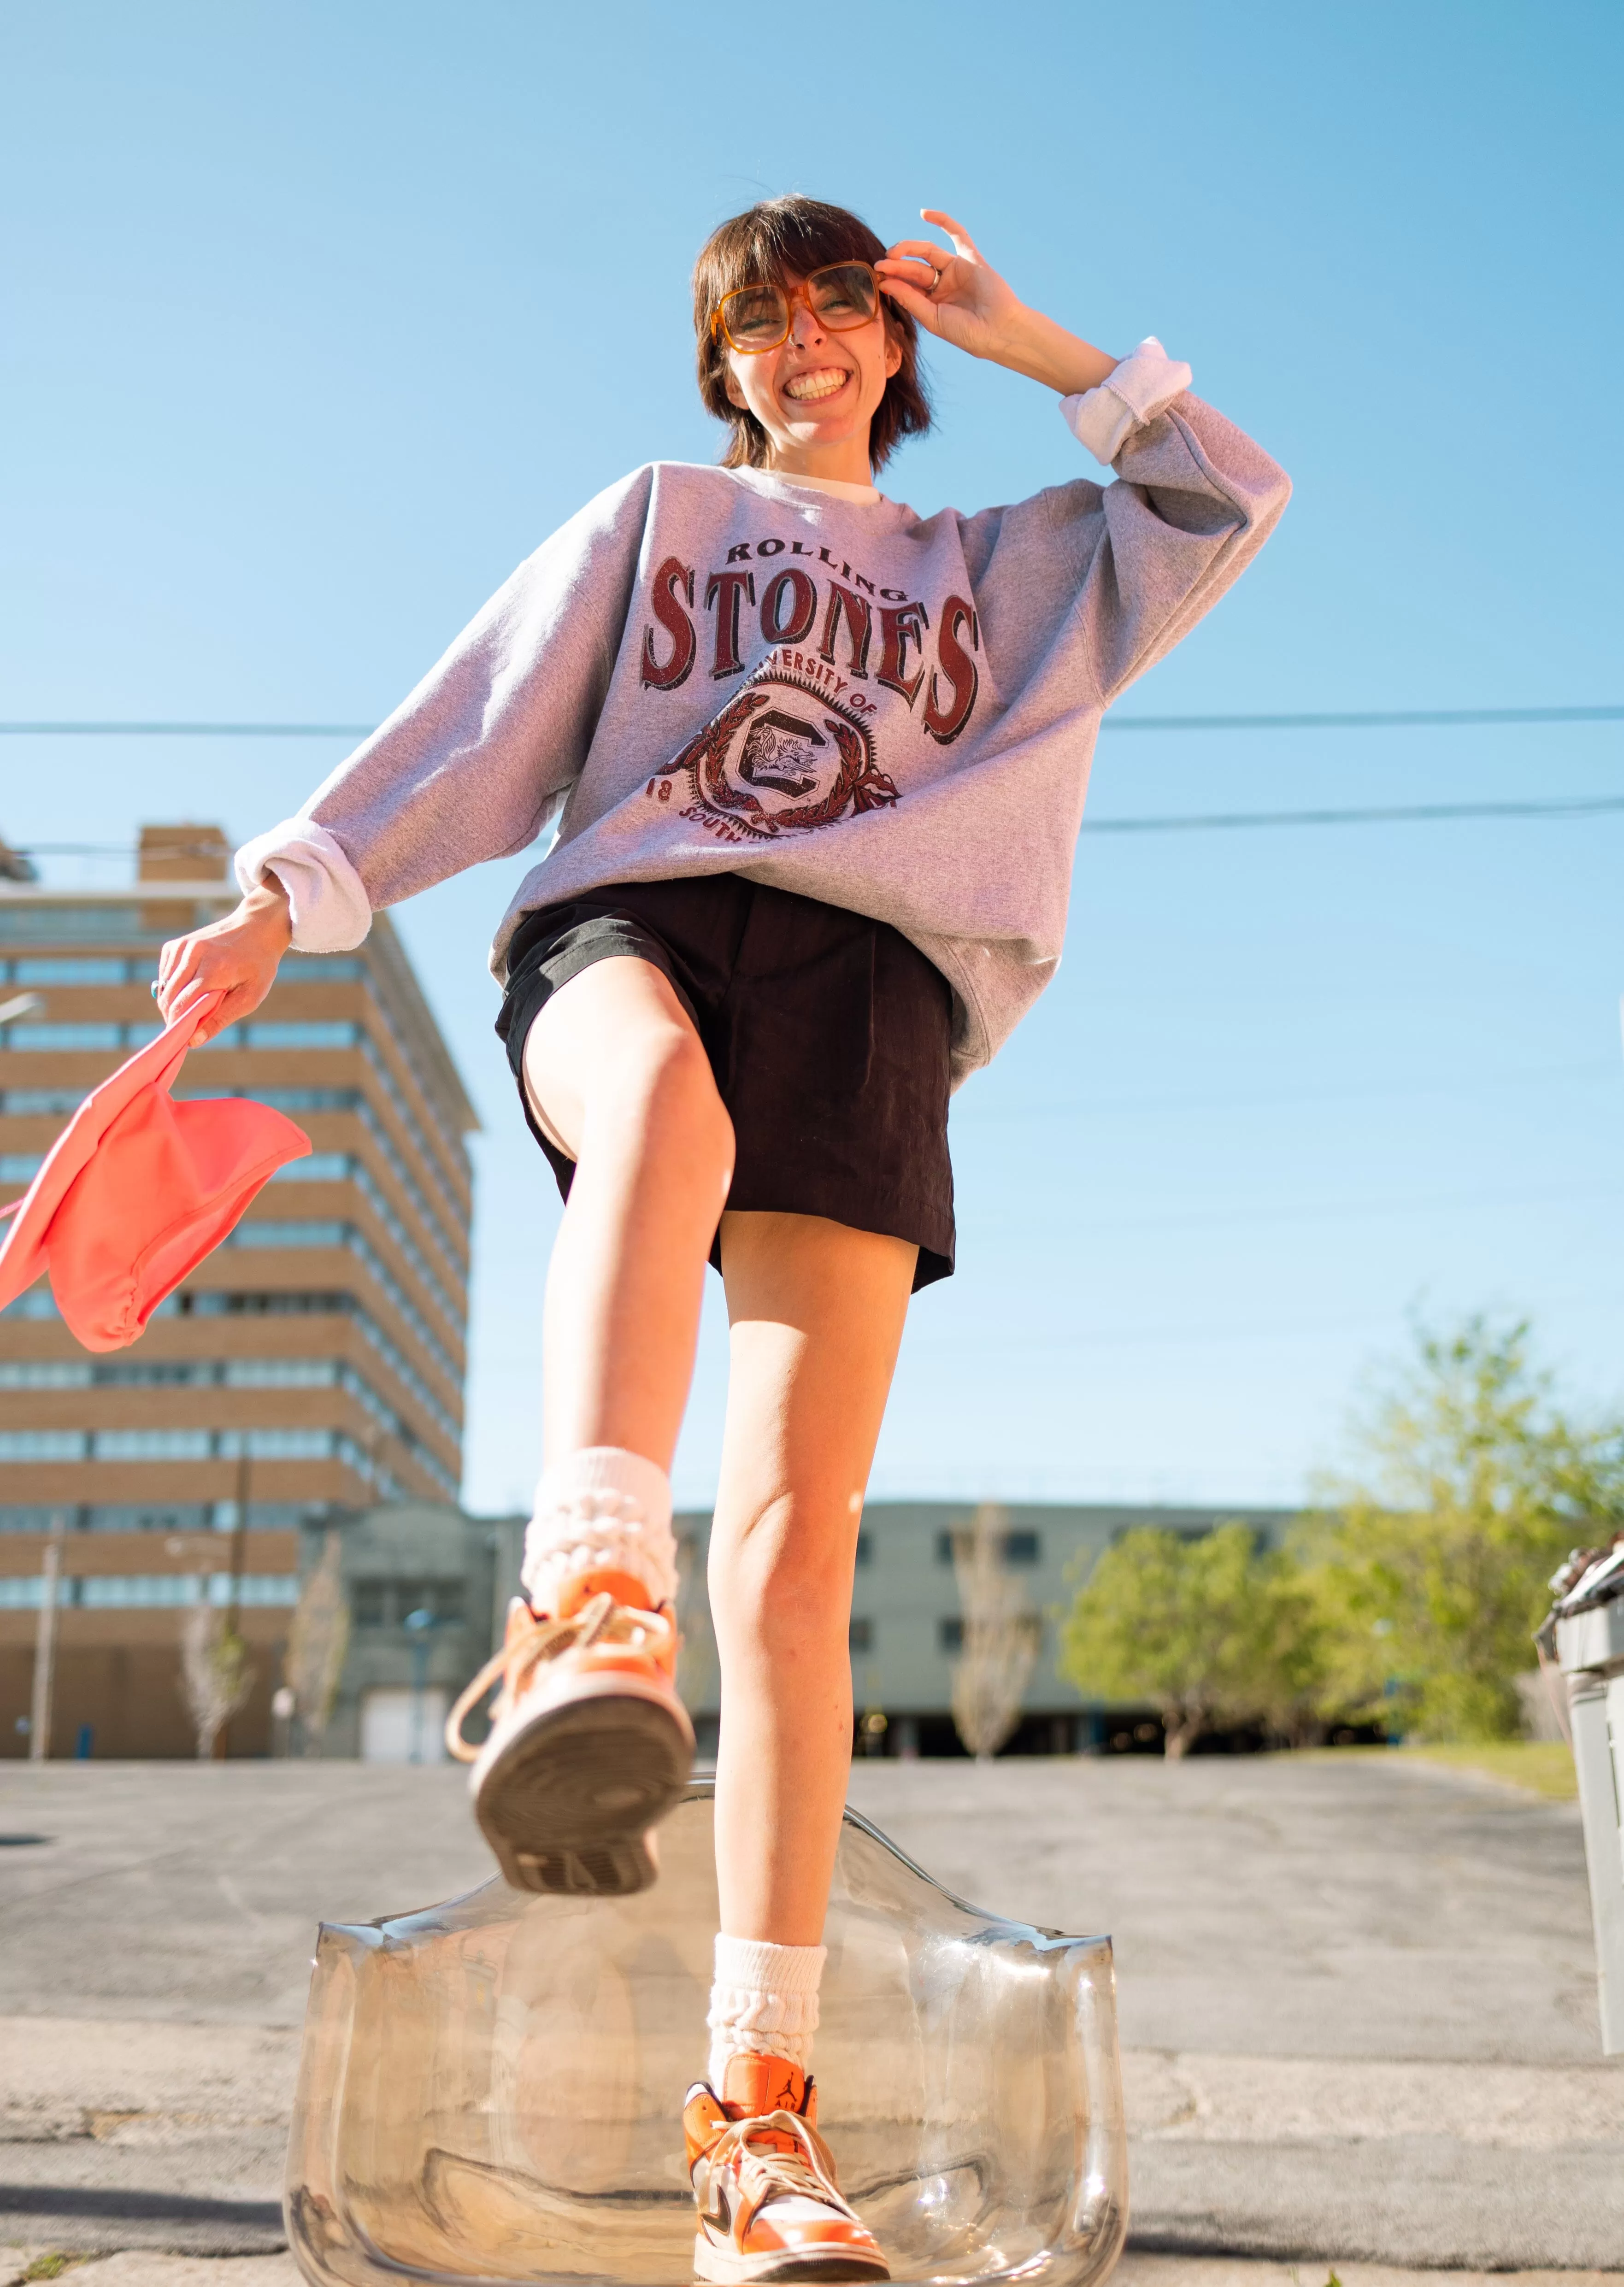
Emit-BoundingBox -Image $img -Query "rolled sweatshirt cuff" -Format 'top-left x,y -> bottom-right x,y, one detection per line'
1061,336 -> 1194,465
235,818 -> 372,952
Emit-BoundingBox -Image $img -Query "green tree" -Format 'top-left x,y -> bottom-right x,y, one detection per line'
1059,1522 -> 1300,1757
1297,1315 -> 1624,1741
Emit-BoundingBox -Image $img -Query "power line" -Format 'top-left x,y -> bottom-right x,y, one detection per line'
1081,794 -> 1624,835
0,704 -> 1619,739
12,794 -> 1624,864
1100,705 -> 1624,733
0,721 -> 375,739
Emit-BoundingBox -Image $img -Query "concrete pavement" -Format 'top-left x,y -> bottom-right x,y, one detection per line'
5,2260 -> 1622,2287
0,1753 -> 1617,2269
848,1753 -> 1621,2268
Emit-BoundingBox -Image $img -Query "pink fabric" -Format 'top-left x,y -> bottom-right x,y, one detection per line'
0,995 -> 310,1351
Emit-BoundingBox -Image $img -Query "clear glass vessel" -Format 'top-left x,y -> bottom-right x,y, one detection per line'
286,1781 -> 1126,2287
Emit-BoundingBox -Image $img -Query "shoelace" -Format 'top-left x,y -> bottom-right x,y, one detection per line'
700,2110 -> 857,2238
443,1591 -> 674,1763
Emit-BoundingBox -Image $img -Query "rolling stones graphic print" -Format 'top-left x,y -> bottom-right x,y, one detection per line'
646,663 -> 898,842
637,544 -> 981,843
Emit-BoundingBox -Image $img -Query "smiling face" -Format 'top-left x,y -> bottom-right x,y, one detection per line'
722,272 -> 903,482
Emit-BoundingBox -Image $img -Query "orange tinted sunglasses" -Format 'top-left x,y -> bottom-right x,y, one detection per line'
712,263 -> 883,356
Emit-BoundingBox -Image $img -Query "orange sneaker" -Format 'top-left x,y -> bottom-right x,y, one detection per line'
684,2053 -> 889,2284
445,1575 -> 693,1897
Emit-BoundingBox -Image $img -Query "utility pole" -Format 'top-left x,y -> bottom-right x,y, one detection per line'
215,1442 -> 252,1761
29,1511 -> 66,1763
404,1606 -> 435,1764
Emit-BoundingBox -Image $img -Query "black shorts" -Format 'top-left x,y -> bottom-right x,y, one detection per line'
494,876 -> 955,1290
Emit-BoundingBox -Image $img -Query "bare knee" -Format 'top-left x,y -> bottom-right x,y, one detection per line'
594,1021 -> 734,1181
710,1496 -> 857,1659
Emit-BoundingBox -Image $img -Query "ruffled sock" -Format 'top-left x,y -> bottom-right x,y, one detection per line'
519,1446 -> 677,1616
706,1933 -> 826,2093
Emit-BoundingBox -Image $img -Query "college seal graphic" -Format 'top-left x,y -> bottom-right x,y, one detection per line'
646,664 -> 899,843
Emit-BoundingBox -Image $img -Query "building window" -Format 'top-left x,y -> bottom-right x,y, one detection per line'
353,1581 -> 388,1627
71,1574 -> 300,1610
182,1289 -> 348,1316
224,1574 -> 302,1606
0,906 -> 141,943
246,1022 -> 359,1050
353,1577 -> 466,1629
0,1289 -> 59,1320
404,1578 -> 464,1625
272,1153 -> 353,1183
0,1431 -> 89,1462
217,1428 -> 339,1462
849,1616 -> 873,1652
91,1429 -> 213,1462
11,958 -> 130,984
937,1612 -> 1040,1654
936,1527 -> 1041,1565
222,1358 -> 340,1389
281,957 -> 363,980
232,1219 -> 347,1250
2,1023 -> 123,1052
79,1576 -> 200,1609
92,1361 -> 212,1387
0,1361 -> 91,1389
0,1089 -> 82,1116
86,1505 -> 213,1533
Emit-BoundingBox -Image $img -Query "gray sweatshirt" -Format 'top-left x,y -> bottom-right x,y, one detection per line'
239,341 -> 1289,1083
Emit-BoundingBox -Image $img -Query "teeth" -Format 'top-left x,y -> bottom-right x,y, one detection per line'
785,370 -> 848,402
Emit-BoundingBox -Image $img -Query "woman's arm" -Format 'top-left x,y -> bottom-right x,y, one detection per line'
155,467 -> 654,1040
155,877 -> 291,1040
881,211 -> 1289,711
876,211 -> 1119,397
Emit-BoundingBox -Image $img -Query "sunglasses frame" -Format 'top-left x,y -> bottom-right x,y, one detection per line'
712,262 -> 884,357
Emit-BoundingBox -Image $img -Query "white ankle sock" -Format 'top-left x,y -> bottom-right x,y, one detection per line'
706,1934 -> 826,2092
520,1447 -> 678,1615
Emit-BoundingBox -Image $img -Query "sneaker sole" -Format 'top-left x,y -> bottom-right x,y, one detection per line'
692,2234 -> 889,2285
475,1683 -> 693,1898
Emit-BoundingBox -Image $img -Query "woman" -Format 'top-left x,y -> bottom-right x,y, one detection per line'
157,196 -> 1288,2281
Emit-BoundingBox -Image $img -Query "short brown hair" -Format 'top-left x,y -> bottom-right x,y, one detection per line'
693,196 -> 931,475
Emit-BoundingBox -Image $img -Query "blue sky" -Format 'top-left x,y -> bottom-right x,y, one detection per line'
3,1 -> 1620,1511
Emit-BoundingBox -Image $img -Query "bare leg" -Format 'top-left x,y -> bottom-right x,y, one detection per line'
523,957 -> 734,1473
454,957 -> 724,1899
708,1212 -> 917,1945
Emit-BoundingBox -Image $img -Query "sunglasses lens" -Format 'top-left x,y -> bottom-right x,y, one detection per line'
809,265 -> 878,327
722,285 -> 788,350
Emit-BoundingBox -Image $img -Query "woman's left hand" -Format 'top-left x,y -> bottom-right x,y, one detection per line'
876,211 -> 1025,364
877,209 -> 1119,399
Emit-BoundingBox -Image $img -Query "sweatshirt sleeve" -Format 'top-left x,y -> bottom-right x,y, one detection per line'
1061,345 -> 1291,705
235,467 -> 653,951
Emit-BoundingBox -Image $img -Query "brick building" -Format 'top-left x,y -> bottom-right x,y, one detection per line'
0,823 -> 476,1757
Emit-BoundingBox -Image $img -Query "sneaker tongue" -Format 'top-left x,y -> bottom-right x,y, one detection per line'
552,1568 -> 657,1620
722,2052 -> 806,2117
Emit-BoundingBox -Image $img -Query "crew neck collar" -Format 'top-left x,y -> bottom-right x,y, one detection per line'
730,465 -> 887,509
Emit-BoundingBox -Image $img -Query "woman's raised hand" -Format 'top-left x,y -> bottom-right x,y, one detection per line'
877,209 -> 1119,400
155,878 -> 292,1045
875,211 -> 1025,364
